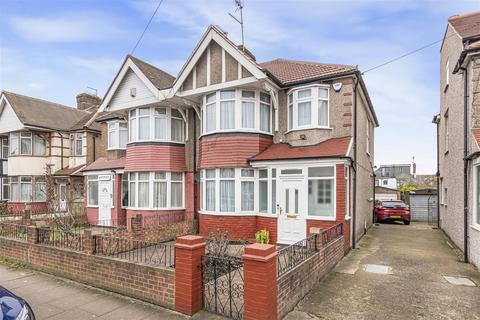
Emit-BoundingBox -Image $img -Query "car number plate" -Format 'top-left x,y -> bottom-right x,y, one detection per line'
390,215 -> 401,219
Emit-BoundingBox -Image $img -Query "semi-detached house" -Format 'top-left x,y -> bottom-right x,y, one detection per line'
83,25 -> 378,248
0,91 -> 104,214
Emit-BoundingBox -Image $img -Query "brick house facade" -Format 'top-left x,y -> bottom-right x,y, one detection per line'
436,11 -> 480,269
83,25 -> 378,246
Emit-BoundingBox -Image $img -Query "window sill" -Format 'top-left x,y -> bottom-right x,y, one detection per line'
107,148 -> 127,151
198,210 -> 258,217
285,127 -> 333,134
470,224 -> 480,232
306,215 -> 336,221
87,205 -> 99,208
200,130 -> 273,138
126,207 -> 186,211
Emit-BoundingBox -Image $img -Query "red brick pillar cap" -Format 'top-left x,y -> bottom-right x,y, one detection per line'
175,235 -> 205,249
243,243 -> 277,262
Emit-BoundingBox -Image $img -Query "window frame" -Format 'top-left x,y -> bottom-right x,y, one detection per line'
1,138 -> 8,159
201,89 -> 272,136
307,165 -> 336,220
287,84 -> 331,132
128,107 -> 185,144
127,172 -> 184,210
107,121 -> 129,150
9,132 -> 47,156
87,175 -> 99,207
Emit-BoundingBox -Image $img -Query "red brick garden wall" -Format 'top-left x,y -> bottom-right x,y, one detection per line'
0,237 -> 175,308
277,236 -> 344,319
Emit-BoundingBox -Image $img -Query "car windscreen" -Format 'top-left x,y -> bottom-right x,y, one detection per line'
382,201 -> 407,208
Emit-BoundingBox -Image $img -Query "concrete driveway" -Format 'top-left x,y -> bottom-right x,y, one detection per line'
286,222 -> 480,320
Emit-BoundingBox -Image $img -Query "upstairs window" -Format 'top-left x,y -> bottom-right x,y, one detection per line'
288,85 -> 330,131
108,121 -> 128,150
70,133 -> 83,156
1,138 -> 8,159
129,107 -> 185,143
9,132 -> 46,156
202,89 -> 272,135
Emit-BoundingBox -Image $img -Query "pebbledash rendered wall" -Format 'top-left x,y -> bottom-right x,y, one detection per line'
0,235 -> 175,308
277,236 -> 344,319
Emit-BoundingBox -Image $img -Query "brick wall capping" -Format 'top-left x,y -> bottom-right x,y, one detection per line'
243,243 -> 277,261
175,235 -> 205,247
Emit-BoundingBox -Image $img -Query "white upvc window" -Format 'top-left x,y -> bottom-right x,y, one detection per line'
1,138 -> 8,159
366,118 -> 371,155
307,166 -> 336,218
70,133 -> 83,156
199,167 -> 277,215
474,166 -> 480,227
8,132 -> 46,156
128,107 -> 185,143
34,177 -> 46,202
87,175 -> 99,206
202,89 -> 272,135
108,121 -> 128,150
287,85 -> 330,131
2,177 -> 9,200
445,59 -> 450,87
128,171 -> 184,209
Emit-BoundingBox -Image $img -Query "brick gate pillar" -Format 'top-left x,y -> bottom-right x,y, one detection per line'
174,235 -> 206,316
243,243 -> 278,320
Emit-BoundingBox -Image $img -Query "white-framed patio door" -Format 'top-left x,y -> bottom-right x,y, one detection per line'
58,183 -> 67,212
98,175 -> 113,226
277,178 -> 307,244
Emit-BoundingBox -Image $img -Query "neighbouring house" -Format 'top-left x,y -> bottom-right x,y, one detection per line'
83,25 -> 378,247
375,163 -> 414,188
436,11 -> 480,269
0,91 -> 104,214
375,186 -> 399,201
375,177 -> 397,189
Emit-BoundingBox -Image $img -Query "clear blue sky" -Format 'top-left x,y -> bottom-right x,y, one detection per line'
1,0 -> 479,173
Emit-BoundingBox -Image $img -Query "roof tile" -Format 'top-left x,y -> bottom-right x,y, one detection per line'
449,11 -> 480,40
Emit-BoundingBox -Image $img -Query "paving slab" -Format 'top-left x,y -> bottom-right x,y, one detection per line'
286,222 -> 480,320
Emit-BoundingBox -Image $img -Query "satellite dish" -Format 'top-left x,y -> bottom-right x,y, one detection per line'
333,82 -> 342,92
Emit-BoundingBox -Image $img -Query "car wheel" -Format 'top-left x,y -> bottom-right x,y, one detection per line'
404,220 -> 410,225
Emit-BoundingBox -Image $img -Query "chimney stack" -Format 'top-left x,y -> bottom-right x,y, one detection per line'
76,93 -> 102,112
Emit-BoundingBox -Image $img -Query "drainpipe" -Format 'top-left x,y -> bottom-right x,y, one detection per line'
433,114 -> 440,228
461,65 -> 469,263
93,133 -> 96,161
193,111 -> 197,219
352,73 -> 360,249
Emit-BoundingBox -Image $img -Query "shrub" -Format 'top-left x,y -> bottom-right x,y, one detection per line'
255,229 -> 269,244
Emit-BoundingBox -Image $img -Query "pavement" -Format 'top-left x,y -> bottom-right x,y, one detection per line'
0,263 -> 227,320
285,222 -> 480,320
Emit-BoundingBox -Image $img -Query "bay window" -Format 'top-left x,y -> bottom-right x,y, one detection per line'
1,138 -> 8,159
20,177 -> 32,202
122,174 -> 129,207
108,121 -> 128,149
259,169 -> 268,213
10,177 -> 19,201
6,176 -> 48,202
9,132 -> 46,156
34,177 -> 46,201
129,107 -> 185,143
308,166 -> 335,218
70,133 -> 83,156
205,169 -> 216,211
288,85 -> 330,131
128,172 -> 184,209
202,89 -> 272,135
87,175 -> 99,206
241,169 -> 255,211
2,177 -> 9,200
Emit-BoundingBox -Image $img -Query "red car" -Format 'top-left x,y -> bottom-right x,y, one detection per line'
374,200 -> 411,225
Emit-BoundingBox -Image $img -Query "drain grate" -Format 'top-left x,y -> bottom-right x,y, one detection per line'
363,264 -> 392,274
443,276 -> 476,286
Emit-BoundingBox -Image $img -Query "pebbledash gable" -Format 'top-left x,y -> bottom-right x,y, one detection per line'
82,25 -> 378,247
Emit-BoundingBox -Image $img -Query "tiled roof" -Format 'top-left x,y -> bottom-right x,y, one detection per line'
449,12 -> 480,40
259,59 -> 356,86
128,55 -> 175,90
95,111 -> 127,123
82,157 -> 126,172
250,136 -> 352,162
2,91 -> 89,131
472,128 -> 480,146
54,165 -> 85,176
70,112 -> 101,131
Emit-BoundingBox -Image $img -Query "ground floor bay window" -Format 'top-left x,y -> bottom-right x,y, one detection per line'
127,172 -> 184,210
8,176 -> 46,202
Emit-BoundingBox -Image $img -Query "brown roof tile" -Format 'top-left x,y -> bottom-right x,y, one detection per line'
54,165 -> 85,176
250,136 -> 352,162
259,59 -> 356,86
2,91 -> 89,131
472,128 -> 480,146
82,157 -> 126,172
128,55 -> 175,90
449,11 -> 480,40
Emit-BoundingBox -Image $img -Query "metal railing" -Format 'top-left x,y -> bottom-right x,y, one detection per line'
95,235 -> 175,268
320,223 -> 343,246
0,223 -> 28,241
277,234 -> 318,277
37,227 -> 84,251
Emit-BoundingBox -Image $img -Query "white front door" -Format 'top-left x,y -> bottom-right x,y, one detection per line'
277,178 -> 306,244
58,184 -> 67,212
98,175 -> 112,226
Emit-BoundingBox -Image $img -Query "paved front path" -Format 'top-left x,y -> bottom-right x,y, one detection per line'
286,222 -> 480,320
0,265 -> 189,320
